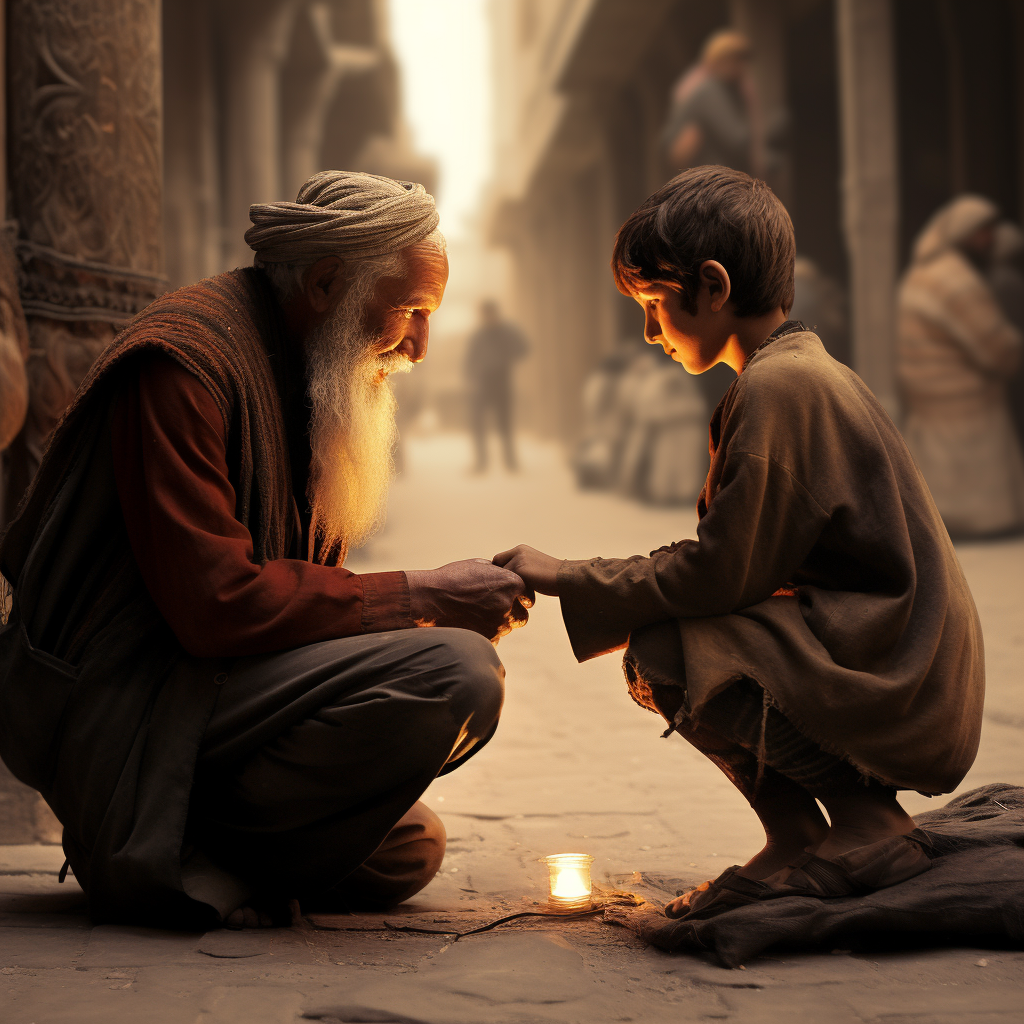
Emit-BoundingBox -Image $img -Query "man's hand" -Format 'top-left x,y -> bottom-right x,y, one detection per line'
406,558 -> 531,642
492,544 -> 564,598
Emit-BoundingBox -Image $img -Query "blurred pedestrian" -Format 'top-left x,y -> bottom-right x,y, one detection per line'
615,347 -> 707,505
663,30 -> 754,174
989,221 -> 1024,331
898,195 -> 1024,537
661,28 -> 786,419
661,29 -> 785,181
464,299 -> 528,472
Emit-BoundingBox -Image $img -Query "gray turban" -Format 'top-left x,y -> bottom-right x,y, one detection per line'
245,170 -> 440,264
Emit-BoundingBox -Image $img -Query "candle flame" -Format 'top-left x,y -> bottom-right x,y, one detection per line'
545,853 -> 594,911
552,865 -> 590,899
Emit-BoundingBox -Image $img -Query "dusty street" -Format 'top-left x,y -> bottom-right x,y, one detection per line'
2,432 -> 1023,1023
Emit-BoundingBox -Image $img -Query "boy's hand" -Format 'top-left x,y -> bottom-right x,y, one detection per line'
492,544 -> 564,598
406,558 -> 531,642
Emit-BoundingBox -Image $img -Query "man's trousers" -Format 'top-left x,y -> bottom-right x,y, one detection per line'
187,627 -> 505,910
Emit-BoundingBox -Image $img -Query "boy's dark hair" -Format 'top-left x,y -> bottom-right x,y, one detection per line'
611,166 -> 796,317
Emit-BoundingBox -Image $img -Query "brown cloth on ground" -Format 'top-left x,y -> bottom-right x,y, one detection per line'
614,783 -> 1024,968
557,329 -> 984,795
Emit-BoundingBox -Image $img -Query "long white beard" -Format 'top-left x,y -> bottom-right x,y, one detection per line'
304,277 -> 411,564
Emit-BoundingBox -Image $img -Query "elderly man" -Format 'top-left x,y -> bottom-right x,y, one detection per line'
0,171 -> 528,929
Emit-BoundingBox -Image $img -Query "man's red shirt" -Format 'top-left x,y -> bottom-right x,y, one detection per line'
110,352 -> 411,658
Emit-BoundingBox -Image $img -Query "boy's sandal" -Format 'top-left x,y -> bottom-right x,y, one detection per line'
667,866 -> 784,921
779,827 -> 936,899
669,828 -> 938,923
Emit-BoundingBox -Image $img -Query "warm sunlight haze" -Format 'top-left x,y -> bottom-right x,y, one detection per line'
387,0 -> 493,238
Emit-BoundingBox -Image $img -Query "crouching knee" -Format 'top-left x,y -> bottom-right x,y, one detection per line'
330,801 -> 447,910
624,620 -> 686,719
431,627 -> 505,735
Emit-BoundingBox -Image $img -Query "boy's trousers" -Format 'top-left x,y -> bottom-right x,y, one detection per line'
624,620 -> 894,802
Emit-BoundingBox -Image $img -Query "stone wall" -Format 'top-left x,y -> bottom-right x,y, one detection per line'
0,762 -> 62,845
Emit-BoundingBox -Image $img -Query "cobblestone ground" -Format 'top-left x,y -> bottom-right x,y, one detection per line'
2,432 -> 1023,1023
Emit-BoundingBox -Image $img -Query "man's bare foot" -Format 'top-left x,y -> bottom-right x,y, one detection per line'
224,906 -> 274,929
223,898 -> 298,930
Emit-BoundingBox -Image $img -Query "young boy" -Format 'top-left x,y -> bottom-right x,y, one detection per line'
494,166 -> 984,920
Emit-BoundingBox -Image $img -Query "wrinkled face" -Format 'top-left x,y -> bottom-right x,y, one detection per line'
361,242 -> 449,372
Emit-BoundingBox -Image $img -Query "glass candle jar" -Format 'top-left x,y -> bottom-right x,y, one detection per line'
544,853 -> 594,912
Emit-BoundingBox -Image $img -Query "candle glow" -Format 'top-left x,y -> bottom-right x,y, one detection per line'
545,853 -> 594,912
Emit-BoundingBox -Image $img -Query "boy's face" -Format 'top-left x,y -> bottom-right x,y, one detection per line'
632,275 -> 730,374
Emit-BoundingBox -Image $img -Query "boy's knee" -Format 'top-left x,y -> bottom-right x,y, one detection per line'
624,620 -> 686,717
627,620 -> 685,683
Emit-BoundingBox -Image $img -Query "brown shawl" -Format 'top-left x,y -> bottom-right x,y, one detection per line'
3,268 -> 294,578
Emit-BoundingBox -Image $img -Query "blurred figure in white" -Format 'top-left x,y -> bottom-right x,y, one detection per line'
989,221 -> 1024,331
574,341 -> 708,507
989,220 -> 1024,447
603,347 -> 662,496
573,338 -> 642,490
898,195 -> 1024,538
464,299 -> 528,473
617,350 -> 708,505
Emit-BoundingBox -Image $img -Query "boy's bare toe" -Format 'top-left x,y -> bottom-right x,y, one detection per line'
665,879 -> 713,919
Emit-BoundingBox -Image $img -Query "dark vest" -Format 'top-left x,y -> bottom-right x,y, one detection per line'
0,268 -> 296,926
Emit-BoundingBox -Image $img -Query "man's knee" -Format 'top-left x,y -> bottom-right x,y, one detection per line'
327,801 -> 447,910
430,627 -> 505,730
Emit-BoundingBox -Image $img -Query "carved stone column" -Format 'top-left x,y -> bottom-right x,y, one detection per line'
5,0 -> 165,510
163,0 -> 222,290
280,3 -> 380,199
729,0 -> 791,203
217,0 -> 301,270
836,0 -> 900,417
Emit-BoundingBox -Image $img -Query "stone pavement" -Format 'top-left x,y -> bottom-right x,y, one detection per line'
2,432 -> 1023,1023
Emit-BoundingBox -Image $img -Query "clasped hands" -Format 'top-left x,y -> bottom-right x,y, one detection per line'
406,545 -> 564,643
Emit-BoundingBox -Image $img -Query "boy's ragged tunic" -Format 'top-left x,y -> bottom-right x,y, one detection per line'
557,328 -> 984,795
